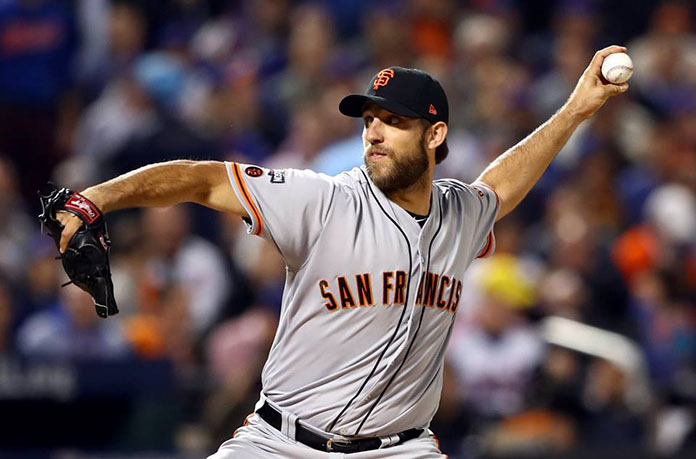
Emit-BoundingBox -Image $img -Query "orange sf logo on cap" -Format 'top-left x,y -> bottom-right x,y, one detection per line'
373,68 -> 395,90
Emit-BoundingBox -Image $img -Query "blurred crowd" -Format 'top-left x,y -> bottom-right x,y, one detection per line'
0,0 -> 695,457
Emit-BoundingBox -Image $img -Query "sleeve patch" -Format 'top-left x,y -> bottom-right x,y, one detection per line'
245,166 -> 264,177
230,162 -> 265,236
269,169 -> 286,184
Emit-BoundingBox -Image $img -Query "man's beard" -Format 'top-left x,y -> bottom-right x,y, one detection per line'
364,132 -> 429,194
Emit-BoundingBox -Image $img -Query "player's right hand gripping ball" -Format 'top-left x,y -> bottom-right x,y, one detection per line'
601,52 -> 633,84
38,185 -> 118,318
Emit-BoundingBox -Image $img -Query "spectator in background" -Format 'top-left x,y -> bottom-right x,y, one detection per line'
0,0 -> 77,106
107,52 -> 217,177
537,268 -> 587,322
614,183 -> 696,385
76,0 -> 145,97
0,0 -> 78,203
518,352 -> 645,456
0,157 -> 34,283
310,80 -> 365,175
73,0 -> 109,99
121,206 -> 231,371
359,2 -> 412,72
526,346 -> 584,445
141,206 -> 230,336
74,49 -> 215,182
224,213 -> 285,313
264,100 -> 328,169
440,11 -> 512,183
445,255 -> 544,451
183,13 -> 243,136
214,58 -> 273,163
530,34 -> 593,122
240,0 -> 290,76
14,236 -> 61,334
16,283 -> 129,360
534,183 -> 632,335
204,306 -> 277,447
71,2 -> 152,177
262,3 -> 336,124
629,0 -> 696,115
409,0 -> 456,64
124,274 -> 194,368
579,358 -> 645,450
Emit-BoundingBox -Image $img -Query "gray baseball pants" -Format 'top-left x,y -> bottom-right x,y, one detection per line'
208,414 -> 447,458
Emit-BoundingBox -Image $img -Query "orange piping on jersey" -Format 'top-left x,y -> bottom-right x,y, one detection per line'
472,181 -> 499,259
233,413 -> 254,437
232,163 -> 264,236
477,232 -> 494,258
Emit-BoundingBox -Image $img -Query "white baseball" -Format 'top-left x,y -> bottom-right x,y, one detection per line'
601,52 -> 633,84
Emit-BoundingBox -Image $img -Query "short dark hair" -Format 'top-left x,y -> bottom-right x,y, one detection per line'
421,119 -> 449,164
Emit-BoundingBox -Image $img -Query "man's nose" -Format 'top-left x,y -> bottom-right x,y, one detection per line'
364,119 -> 384,144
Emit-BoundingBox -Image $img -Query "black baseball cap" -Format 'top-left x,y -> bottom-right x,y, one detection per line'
339,67 -> 449,124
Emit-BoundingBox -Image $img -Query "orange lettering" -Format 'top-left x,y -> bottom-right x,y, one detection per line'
394,271 -> 407,305
436,276 -> 450,309
424,272 -> 439,307
446,277 -> 456,310
450,280 -> 462,313
382,271 -> 394,305
355,273 -> 374,306
338,276 -> 356,308
415,274 -> 425,305
319,279 -> 338,311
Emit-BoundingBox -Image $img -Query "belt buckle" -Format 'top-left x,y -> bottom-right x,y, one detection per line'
326,438 -> 352,453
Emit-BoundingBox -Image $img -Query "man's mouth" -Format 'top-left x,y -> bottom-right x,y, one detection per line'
368,149 -> 389,161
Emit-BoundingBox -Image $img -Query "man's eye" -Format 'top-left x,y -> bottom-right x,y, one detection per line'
363,116 -> 373,127
389,117 -> 401,125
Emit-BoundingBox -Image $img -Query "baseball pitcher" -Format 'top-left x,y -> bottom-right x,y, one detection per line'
44,46 -> 629,457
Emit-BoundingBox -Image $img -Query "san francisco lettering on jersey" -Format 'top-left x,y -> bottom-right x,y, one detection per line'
318,271 -> 462,313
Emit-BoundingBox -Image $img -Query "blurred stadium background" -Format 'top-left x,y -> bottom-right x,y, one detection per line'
0,0 -> 695,457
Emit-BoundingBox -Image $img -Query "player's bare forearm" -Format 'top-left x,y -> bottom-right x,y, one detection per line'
55,160 -> 245,252
477,45 -> 629,220
81,160 -> 244,215
477,108 -> 582,219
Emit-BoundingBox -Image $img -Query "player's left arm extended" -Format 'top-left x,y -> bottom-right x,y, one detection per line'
477,45 -> 629,221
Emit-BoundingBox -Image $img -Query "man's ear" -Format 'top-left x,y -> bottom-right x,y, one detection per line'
427,122 -> 448,150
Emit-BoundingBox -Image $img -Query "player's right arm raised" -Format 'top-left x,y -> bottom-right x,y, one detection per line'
57,160 -> 246,252
476,45 -> 629,221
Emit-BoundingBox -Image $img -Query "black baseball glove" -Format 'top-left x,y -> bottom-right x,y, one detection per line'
38,185 -> 118,318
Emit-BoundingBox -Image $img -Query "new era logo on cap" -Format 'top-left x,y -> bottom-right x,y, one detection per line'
339,66 -> 449,124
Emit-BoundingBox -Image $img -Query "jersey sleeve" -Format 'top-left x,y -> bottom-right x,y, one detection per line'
225,162 -> 336,269
459,181 -> 500,259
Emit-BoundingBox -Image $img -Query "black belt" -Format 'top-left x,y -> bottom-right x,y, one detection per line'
256,401 -> 423,453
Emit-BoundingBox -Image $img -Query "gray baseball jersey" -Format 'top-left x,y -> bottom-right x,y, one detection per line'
225,161 -> 498,438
